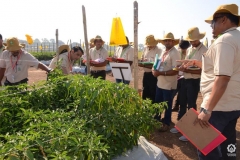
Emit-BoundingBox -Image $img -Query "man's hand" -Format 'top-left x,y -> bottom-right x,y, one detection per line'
152,70 -> 161,77
194,111 -> 211,128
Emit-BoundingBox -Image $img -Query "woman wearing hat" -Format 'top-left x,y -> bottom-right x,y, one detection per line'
139,35 -> 162,103
0,37 -> 51,86
171,27 -> 208,142
152,32 -> 181,132
49,45 -> 84,75
178,4 -> 240,159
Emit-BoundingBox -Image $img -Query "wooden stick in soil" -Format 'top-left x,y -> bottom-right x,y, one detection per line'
82,5 -> 90,75
133,1 -> 139,90
56,29 -> 59,61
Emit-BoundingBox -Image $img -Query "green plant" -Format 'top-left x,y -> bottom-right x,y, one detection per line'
0,68 -> 165,159
30,52 -> 56,61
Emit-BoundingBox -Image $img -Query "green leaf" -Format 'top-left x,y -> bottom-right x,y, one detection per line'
25,149 -> 34,160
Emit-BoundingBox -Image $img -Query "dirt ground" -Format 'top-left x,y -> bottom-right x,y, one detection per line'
28,67 -> 240,160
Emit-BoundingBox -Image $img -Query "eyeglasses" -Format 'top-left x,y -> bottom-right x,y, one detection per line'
211,16 -> 224,25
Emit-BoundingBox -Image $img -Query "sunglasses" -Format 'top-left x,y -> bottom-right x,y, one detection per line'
211,16 -> 224,25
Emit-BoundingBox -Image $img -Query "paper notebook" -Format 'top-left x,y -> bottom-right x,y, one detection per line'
175,108 -> 226,156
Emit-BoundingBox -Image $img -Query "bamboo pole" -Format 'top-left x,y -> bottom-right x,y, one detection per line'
133,1 -> 138,90
82,5 -> 90,75
56,29 -> 59,61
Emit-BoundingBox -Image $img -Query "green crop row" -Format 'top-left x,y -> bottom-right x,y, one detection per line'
0,68 -> 165,160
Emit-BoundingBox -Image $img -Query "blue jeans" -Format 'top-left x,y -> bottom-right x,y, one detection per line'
198,109 -> 240,160
155,87 -> 174,126
116,79 -> 130,85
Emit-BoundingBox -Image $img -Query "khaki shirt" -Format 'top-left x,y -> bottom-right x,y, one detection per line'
49,52 -> 73,74
89,47 -> 108,71
200,27 -> 240,111
0,50 -> 39,83
184,43 -> 207,79
142,46 -> 162,72
114,46 -> 134,61
157,47 -> 180,90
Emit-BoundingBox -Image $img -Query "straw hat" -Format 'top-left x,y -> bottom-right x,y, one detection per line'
185,27 -> 206,41
3,42 -> 7,46
6,37 -> 23,52
158,32 -> 179,45
145,35 -> 158,46
129,42 -> 134,46
205,4 -> 240,26
20,43 -> 26,48
89,38 -> 94,44
58,44 -> 70,54
93,35 -> 104,43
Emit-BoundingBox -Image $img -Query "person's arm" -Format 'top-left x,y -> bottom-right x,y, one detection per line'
38,63 -> 51,73
91,60 -> 108,67
183,68 -> 202,74
152,70 -> 178,77
205,76 -> 230,112
195,42 -> 234,128
177,60 -> 202,69
0,68 -> 6,86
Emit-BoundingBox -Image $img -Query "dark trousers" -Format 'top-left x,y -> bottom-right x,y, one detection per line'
172,78 -> 184,107
155,87 -> 174,126
198,109 -> 240,160
178,78 -> 200,120
116,79 -> 130,85
90,70 -> 106,80
4,78 -> 28,86
142,72 -> 157,103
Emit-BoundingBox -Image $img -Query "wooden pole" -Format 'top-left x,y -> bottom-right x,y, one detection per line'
82,5 -> 90,75
56,29 -> 59,61
133,1 -> 138,90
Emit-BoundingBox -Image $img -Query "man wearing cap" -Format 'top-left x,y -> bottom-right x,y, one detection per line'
0,37 -> 51,86
86,35 -> 108,80
113,36 -> 134,84
170,27 -> 208,141
172,40 -> 191,112
49,45 -> 83,75
152,32 -> 180,131
139,35 -> 162,103
178,4 -> 240,160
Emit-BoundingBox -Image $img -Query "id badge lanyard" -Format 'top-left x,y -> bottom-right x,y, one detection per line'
10,51 -> 22,82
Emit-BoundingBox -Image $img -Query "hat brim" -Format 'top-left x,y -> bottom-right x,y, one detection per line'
185,32 -> 206,41
58,45 -> 70,54
6,45 -> 23,52
158,38 -> 179,46
94,38 -> 103,43
145,41 -> 158,46
205,9 -> 240,26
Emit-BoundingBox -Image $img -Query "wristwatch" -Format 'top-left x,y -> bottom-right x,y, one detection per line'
202,108 -> 212,114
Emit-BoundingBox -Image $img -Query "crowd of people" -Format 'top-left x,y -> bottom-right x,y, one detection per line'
0,3 -> 240,160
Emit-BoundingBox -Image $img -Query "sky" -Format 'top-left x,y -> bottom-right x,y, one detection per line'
1,0 -> 240,44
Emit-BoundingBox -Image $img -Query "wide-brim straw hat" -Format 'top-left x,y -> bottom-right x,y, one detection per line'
3,42 -> 7,46
185,27 -> 206,41
94,35 -> 104,43
158,32 -> 179,46
205,4 -> 240,26
20,43 -> 26,48
89,38 -> 95,45
6,37 -> 23,52
58,45 -> 70,54
145,35 -> 158,46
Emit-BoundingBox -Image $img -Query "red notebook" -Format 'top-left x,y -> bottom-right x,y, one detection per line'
175,108 -> 226,155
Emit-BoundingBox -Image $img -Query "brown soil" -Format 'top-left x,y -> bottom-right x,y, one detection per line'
28,67 -> 240,160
